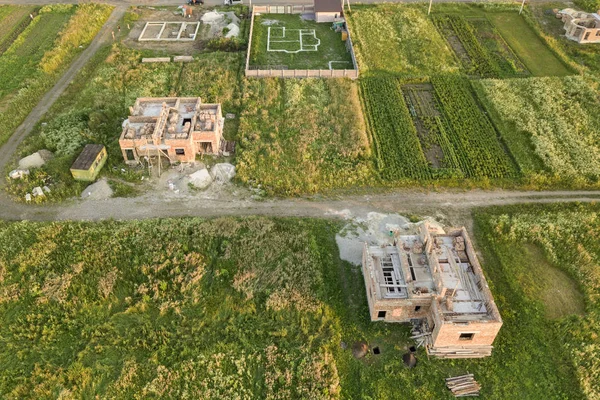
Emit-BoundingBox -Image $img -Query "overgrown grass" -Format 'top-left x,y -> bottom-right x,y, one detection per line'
0,213 -> 593,398
236,78 -> 375,195
346,4 -> 459,77
474,75 -> 600,184
474,203 -> 600,399
249,14 -> 352,69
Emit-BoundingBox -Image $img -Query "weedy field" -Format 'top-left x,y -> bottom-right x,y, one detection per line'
0,4 -> 113,147
347,5 -> 459,77
236,78 -> 374,195
474,75 -> 600,185
0,214 -> 591,398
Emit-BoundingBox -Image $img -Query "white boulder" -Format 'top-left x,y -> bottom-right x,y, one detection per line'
189,168 -> 213,189
225,23 -> 240,38
81,179 -> 113,200
18,152 -> 46,169
210,163 -> 236,183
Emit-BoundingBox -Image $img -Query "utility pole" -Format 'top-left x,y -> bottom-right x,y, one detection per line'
519,0 -> 526,15
428,0 -> 433,16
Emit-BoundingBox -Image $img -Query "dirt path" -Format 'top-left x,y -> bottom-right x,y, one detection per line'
1,188 -> 598,228
0,6 -> 126,175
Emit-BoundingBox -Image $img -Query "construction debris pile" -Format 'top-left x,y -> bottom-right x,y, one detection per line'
445,374 -> 480,397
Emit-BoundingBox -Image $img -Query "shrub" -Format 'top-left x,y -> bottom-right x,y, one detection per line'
41,109 -> 91,156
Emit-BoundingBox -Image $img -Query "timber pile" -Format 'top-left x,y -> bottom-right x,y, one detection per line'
446,374 -> 480,397
427,345 -> 493,358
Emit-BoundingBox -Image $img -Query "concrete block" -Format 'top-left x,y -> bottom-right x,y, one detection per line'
141,57 -> 171,63
173,56 -> 194,63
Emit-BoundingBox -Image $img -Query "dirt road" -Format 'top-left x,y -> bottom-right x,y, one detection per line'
0,188 -> 597,228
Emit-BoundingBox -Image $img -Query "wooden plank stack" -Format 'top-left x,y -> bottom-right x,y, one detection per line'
427,345 -> 493,358
446,374 -> 480,397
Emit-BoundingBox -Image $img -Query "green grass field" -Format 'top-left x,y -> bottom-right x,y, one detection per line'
249,14 -> 352,69
474,203 -> 600,399
487,12 -> 571,76
237,78 -> 375,195
0,211 -> 594,398
0,12 -> 71,98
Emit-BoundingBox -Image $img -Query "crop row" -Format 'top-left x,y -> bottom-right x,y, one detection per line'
431,75 -> 515,178
433,15 -> 501,78
360,77 -> 432,180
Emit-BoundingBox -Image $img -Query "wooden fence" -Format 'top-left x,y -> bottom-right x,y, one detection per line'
244,5 -> 359,79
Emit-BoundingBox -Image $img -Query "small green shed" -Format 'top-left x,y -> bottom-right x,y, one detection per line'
70,144 -> 107,181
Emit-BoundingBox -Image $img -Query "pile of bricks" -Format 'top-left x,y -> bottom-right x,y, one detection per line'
446,374 -> 480,397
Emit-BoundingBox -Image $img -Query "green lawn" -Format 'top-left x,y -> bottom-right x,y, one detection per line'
249,14 -> 353,69
487,12 -> 571,76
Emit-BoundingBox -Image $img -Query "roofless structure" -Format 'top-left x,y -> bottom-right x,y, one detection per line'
119,97 -> 224,165
362,222 -> 502,358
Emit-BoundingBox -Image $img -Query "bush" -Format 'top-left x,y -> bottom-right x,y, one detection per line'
205,37 -> 245,52
573,0 -> 600,12
41,109 -> 91,156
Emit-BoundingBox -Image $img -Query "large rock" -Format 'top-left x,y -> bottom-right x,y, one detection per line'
189,168 -> 213,189
81,179 -> 113,200
210,163 -> 236,183
19,152 -> 46,169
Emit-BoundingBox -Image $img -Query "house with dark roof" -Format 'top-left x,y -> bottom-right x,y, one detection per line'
314,0 -> 342,23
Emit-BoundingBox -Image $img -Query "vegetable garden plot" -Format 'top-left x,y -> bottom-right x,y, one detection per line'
360,76 -> 515,182
402,83 -> 461,173
360,77 -> 432,180
433,15 -> 528,78
431,75 -> 516,178
0,6 -> 36,55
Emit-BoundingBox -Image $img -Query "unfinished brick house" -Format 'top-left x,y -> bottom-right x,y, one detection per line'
362,223 -> 502,358
557,8 -> 600,44
119,97 -> 224,164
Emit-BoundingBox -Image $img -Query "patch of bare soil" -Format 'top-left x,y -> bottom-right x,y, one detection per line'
123,7 -> 206,54
402,83 -> 446,168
